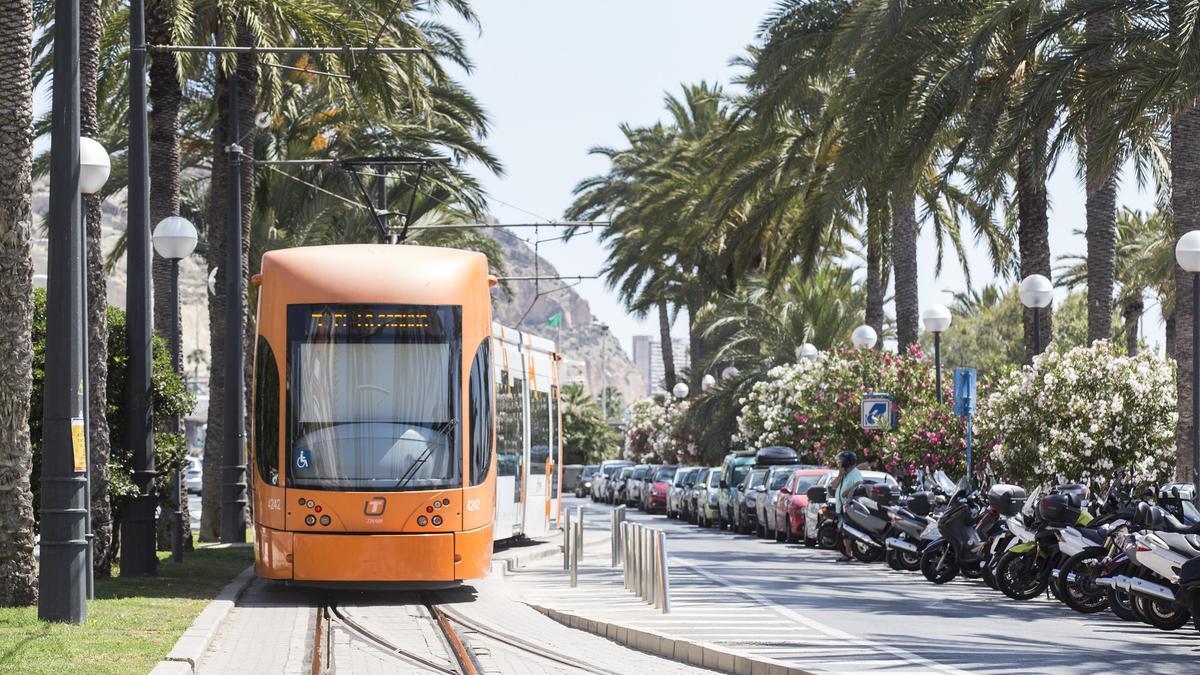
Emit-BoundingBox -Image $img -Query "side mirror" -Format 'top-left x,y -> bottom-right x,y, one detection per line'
755,485 -> 766,493
737,484 -> 745,492
720,480 -> 728,489
806,486 -> 827,502
779,487 -> 791,496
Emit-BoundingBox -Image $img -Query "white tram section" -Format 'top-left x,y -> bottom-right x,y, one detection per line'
491,322 -> 562,541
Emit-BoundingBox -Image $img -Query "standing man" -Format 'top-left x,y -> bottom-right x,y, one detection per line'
833,450 -> 863,563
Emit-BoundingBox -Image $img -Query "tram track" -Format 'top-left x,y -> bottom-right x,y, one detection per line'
317,592 -> 607,674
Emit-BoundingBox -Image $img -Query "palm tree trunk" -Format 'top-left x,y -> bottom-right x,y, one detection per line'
0,0 -> 37,606
865,192 -> 886,337
1084,11 -> 1118,345
200,27 -> 258,540
80,0 -> 114,575
200,69 -> 230,541
1018,139 -> 1053,362
1123,297 -> 1142,356
1167,308 -> 1177,362
657,302 -> 676,391
1172,1 -> 1200,483
146,0 -> 191,552
892,187 -> 919,352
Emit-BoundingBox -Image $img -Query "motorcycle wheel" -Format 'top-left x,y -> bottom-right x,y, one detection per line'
1133,592 -> 1191,631
757,523 -> 766,539
897,548 -> 922,572
981,560 -> 998,590
960,564 -> 983,580
817,524 -> 837,549
852,539 -> 883,563
885,548 -> 902,570
1057,550 -> 1109,614
921,542 -> 957,584
996,550 -> 1050,601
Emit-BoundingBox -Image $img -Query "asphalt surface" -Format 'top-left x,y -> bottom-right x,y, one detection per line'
566,496 -> 1200,675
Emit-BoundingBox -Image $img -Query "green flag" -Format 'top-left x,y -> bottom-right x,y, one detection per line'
547,313 -> 562,327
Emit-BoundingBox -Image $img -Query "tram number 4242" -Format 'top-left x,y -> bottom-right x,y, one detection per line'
465,498 -> 481,513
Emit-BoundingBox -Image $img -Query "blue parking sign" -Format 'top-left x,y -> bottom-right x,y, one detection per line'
861,393 -> 895,430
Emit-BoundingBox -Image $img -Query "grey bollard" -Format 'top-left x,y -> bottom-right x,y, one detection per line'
563,508 -> 571,570
575,505 -> 584,555
642,527 -> 652,602
570,519 -> 581,588
657,529 -> 670,613
621,522 -> 630,590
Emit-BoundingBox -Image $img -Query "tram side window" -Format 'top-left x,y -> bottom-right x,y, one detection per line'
469,340 -> 493,486
496,373 -> 524,481
253,337 -> 280,486
529,386 -> 550,480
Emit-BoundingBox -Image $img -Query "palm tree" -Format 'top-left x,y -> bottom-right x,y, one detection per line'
0,0 -> 37,606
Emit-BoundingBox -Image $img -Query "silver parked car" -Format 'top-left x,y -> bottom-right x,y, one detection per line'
668,466 -> 700,519
185,456 -> 203,494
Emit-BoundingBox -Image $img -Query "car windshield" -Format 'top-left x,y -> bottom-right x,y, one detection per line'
769,471 -> 791,490
603,464 -> 622,476
287,304 -> 461,492
582,465 -> 598,478
793,476 -> 820,492
730,465 -> 750,487
619,468 -> 633,479
708,471 -> 721,487
746,471 -> 765,488
655,467 -> 677,483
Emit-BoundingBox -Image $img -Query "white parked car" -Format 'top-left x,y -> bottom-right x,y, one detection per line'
185,457 -> 203,494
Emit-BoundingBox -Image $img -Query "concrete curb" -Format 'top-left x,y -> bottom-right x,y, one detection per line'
529,604 -> 814,675
149,565 -> 256,675
492,532 -> 613,576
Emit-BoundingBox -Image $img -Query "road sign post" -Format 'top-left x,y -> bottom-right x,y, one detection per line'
953,368 -> 978,482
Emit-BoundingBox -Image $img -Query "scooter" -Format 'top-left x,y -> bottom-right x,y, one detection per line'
885,491 -> 938,572
841,482 -> 899,563
920,481 -> 1007,584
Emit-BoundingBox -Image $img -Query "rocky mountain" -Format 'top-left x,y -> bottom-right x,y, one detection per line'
488,229 -> 644,408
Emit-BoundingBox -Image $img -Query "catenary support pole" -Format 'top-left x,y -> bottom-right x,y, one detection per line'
121,0 -> 158,577
221,58 -> 247,543
1193,272 -> 1199,506
39,0 -> 89,622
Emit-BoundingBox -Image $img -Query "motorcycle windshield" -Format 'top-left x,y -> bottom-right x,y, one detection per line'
1021,486 -> 1043,518
933,470 -> 957,494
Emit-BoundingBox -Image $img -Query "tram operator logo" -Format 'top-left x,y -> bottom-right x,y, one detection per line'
364,497 -> 387,516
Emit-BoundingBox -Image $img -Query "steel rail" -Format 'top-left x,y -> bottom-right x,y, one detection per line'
431,601 -> 608,675
326,601 -> 459,674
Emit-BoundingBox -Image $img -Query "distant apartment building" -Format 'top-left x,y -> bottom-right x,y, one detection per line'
631,335 -> 690,396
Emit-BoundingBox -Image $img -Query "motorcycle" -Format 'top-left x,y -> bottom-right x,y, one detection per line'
920,477 -> 1009,584
841,482 -> 899,563
994,484 -> 1090,602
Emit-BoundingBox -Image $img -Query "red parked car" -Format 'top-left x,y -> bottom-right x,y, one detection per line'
773,468 -> 834,543
645,465 -> 678,513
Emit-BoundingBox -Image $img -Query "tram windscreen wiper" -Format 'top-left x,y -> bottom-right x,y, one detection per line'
393,422 -> 453,491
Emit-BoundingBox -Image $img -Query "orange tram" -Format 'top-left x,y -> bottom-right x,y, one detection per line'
249,244 -> 563,584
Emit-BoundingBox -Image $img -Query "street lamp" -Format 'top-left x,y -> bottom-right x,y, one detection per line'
672,382 -> 690,400
851,325 -> 878,350
1175,231 -> 1200,504
153,216 -> 198,564
701,373 -> 716,392
922,304 -> 953,405
797,343 -> 819,361
596,322 -> 610,420
1019,274 -> 1054,357
79,138 -> 111,195
720,366 -> 740,381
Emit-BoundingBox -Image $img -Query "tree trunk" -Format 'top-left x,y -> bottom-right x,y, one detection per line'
80,0 -> 114,575
201,26 -> 258,540
1084,11 -> 1118,345
1018,139 -> 1053,362
657,302 -> 676,392
146,0 -> 190,551
891,187 -> 919,352
1167,308 -> 1177,362
0,0 -> 37,606
1123,297 -> 1142,356
1172,1 -> 1200,484
865,191 -> 886,337
687,304 -> 704,392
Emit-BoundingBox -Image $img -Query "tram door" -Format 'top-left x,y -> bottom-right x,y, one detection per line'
522,342 -> 554,537
492,328 -> 523,540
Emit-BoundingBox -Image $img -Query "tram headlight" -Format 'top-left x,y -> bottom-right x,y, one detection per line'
431,515 -> 443,527
417,516 -> 428,526
304,515 -> 316,526
319,515 -> 331,526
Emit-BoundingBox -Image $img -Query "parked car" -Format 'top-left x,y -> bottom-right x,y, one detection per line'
668,467 -> 699,519
717,451 -> 757,530
637,464 -> 662,511
628,461 -> 657,504
185,456 -> 203,494
695,468 -> 722,527
593,459 -> 632,503
757,464 -> 802,537
734,468 -> 768,534
613,466 -> 636,504
773,468 -> 834,543
688,468 -> 710,524
575,464 -> 600,498
804,470 -> 899,546
644,465 -> 677,514
562,464 -> 584,494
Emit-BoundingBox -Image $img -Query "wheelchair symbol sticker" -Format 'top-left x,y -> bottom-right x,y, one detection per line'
295,449 -> 311,470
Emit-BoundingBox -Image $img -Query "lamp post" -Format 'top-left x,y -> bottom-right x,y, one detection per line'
39,0 -> 87,621
1175,231 -> 1200,504
596,322 -> 610,420
851,325 -> 878,350
78,137 -> 110,600
922,305 -> 952,405
153,216 -> 198,564
797,343 -> 819,361
1019,274 -> 1054,357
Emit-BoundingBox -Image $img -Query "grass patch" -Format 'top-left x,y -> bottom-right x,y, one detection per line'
0,538 -> 253,674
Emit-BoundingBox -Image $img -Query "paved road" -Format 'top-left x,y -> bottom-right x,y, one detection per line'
564,497 -> 1200,674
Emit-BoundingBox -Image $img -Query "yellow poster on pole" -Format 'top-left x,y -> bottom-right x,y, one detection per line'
71,417 -> 86,473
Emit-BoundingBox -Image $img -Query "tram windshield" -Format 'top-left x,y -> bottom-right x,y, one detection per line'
287,304 -> 462,492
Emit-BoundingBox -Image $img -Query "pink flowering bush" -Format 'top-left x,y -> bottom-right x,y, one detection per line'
738,345 -> 965,478
624,397 -> 695,464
